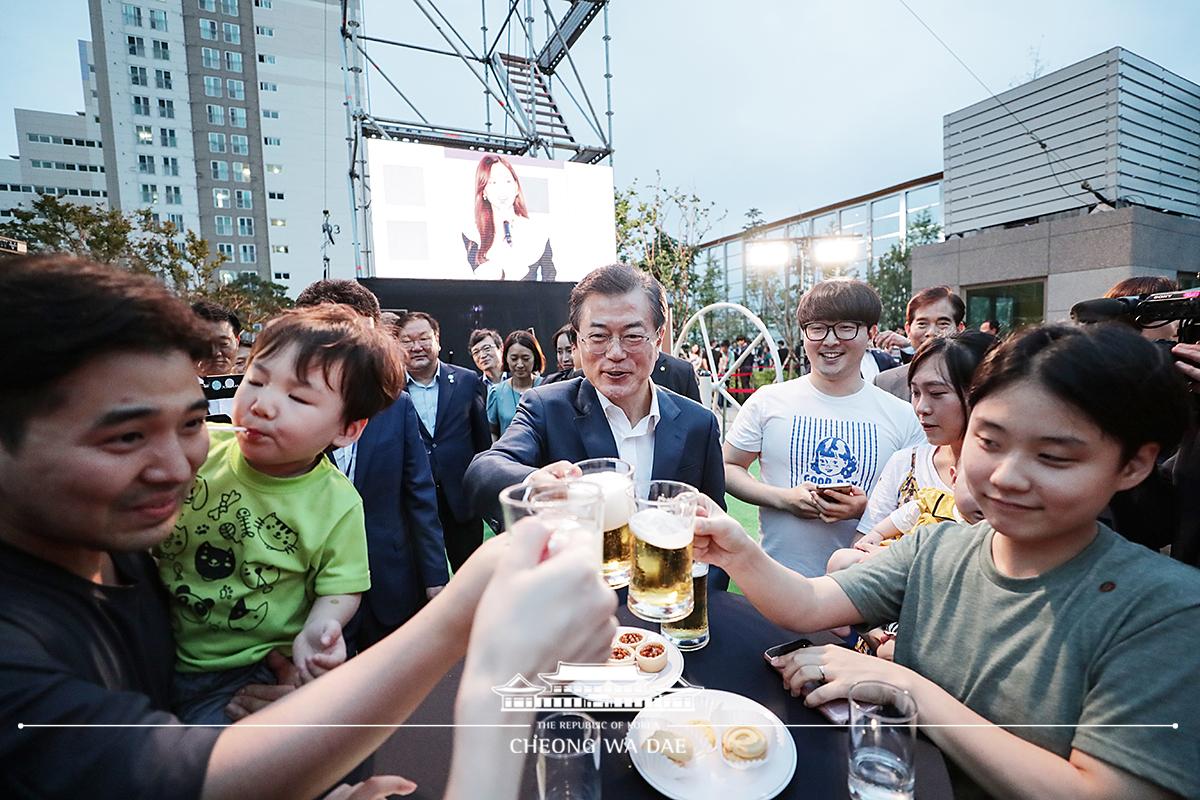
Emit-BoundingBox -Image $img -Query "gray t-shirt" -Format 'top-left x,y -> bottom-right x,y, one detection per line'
831,521 -> 1200,799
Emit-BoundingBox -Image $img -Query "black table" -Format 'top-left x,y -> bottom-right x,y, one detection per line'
375,590 -> 953,799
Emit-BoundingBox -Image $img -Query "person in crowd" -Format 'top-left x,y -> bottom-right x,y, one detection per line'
487,329 -> 545,438
464,263 -> 726,520
296,282 -> 447,650
541,323 -> 580,385
978,318 -> 1001,337
163,304 -> 403,723
827,331 -> 995,572
468,328 -> 505,388
688,343 -> 704,374
1105,275 -> 1180,341
723,279 -> 924,577
401,311 -> 491,572
0,255 -> 616,800
651,348 -> 703,402
874,286 -> 966,400
462,155 -> 554,281
232,333 -> 253,374
192,300 -> 241,377
695,323 -> 1200,800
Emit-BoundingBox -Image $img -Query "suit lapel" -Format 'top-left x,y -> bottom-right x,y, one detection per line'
651,389 -> 685,482
576,380 -> 619,459
433,363 -> 456,436
351,417 -> 378,490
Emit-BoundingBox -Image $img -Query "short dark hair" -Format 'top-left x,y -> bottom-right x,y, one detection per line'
379,311 -> 403,338
796,279 -> 882,327
1104,275 -> 1179,298
0,255 -> 210,451
969,324 -> 1189,462
553,323 -> 576,346
250,305 -> 403,424
503,329 -> 546,373
906,286 -> 965,325
568,264 -> 666,332
907,330 -> 997,418
295,278 -> 381,322
469,328 -> 502,350
399,311 -> 440,337
191,299 -> 242,336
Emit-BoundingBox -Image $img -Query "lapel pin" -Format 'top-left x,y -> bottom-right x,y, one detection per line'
448,373 -> 455,384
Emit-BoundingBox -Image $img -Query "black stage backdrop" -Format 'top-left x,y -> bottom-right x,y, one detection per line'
360,278 -> 576,371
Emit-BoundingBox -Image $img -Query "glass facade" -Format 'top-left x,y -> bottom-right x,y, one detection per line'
964,280 -> 1045,332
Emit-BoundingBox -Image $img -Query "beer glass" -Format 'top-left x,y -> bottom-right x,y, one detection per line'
499,481 -> 603,565
574,458 -> 636,589
627,480 -> 698,623
661,561 -> 709,650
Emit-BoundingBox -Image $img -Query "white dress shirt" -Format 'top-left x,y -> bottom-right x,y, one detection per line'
331,441 -> 358,482
595,382 -> 661,498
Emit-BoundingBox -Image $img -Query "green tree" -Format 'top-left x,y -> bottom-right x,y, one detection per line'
866,212 -> 942,331
0,194 -> 131,263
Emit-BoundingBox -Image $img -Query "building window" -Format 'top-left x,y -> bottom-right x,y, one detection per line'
122,4 -> 142,27
964,280 -> 1045,330
127,36 -> 145,57
259,81 -> 277,92
152,40 -> 170,60
269,218 -> 286,227
229,107 -> 247,128
137,155 -> 156,174
226,79 -> 245,100
158,99 -> 175,118
203,76 -> 222,97
202,47 -> 220,69
155,69 -> 172,89
225,51 -> 243,72
159,128 -> 177,147
164,186 -> 182,205
221,0 -> 239,13
149,9 -> 167,31
257,53 -> 276,64
135,125 -> 153,145
199,18 -> 218,40
215,215 -> 233,236
263,136 -> 280,146
235,190 -> 253,209
256,25 -> 274,37
262,109 -> 279,119
268,191 -> 284,200
129,66 -> 148,86
207,104 -> 225,125
237,216 -> 255,236
230,134 -> 249,155
199,0 -> 217,11
223,23 -> 241,44
239,244 -> 257,263
140,183 -> 158,204
255,0 -> 272,8
211,160 -> 229,181
162,156 -> 179,176
266,163 -> 282,174
208,132 -> 227,153
217,242 -> 235,260
232,161 -> 250,182
168,213 -> 185,228
213,188 -> 231,208
132,95 -> 151,116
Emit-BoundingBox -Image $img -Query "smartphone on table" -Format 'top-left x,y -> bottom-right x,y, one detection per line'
763,637 -> 878,725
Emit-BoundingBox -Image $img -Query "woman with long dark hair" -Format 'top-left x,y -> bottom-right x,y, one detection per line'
462,155 -> 555,281
486,329 -> 546,438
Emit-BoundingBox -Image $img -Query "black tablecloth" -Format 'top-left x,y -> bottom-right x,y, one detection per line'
374,590 -> 953,799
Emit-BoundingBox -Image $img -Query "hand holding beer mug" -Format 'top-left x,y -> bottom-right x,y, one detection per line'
627,480 -> 699,623
573,458 -> 637,589
499,482 -> 604,566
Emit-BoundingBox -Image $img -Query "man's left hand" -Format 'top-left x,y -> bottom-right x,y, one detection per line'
812,485 -> 867,523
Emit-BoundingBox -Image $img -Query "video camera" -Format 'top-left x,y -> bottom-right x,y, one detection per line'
1070,289 -> 1200,344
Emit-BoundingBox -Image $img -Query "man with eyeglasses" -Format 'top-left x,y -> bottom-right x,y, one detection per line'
400,312 -> 491,572
464,264 -> 725,524
873,286 -> 966,401
723,279 -> 923,577
468,329 -> 505,388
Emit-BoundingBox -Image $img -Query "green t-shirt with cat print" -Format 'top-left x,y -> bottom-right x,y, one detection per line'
157,429 -> 370,672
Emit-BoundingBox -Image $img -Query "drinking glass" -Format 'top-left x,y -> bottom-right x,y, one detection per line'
499,481 -> 603,566
660,560 -> 709,650
574,458 -> 636,588
536,711 -> 601,800
627,480 -> 698,622
848,680 -> 917,800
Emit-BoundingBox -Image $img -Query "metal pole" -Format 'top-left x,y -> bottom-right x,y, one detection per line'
482,0 -> 491,134
603,3 -> 613,165
339,0 -> 364,278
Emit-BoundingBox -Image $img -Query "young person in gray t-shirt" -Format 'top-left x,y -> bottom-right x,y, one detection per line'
695,324 -> 1200,800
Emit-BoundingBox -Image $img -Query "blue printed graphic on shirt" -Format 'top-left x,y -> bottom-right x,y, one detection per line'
789,418 -> 881,490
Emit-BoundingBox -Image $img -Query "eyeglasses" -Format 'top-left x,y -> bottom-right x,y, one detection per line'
802,321 -> 864,342
400,335 -> 436,350
470,343 -> 497,357
580,332 -> 654,354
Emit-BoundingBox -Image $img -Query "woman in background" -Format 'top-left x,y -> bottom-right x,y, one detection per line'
487,329 -> 545,438
463,155 -> 555,281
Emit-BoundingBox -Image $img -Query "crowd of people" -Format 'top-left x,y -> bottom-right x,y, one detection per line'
1,253 -> 1198,800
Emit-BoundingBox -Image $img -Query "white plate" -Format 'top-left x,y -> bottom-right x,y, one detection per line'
566,626 -> 685,706
626,689 -> 798,800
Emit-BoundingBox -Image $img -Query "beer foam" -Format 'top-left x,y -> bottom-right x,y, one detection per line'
629,507 -> 693,550
577,471 -> 636,530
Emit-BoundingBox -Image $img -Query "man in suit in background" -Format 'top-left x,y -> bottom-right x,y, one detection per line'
400,311 -> 491,572
652,350 -> 701,403
873,286 -> 966,401
295,281 -> 449,649
464,264 -> 726,531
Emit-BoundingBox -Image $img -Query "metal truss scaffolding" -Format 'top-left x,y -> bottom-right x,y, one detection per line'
339,0 -> 613,277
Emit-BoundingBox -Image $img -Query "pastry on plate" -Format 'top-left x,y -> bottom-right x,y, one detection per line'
607,645 -> 634,666
721,724 -> 768,768
646,727 -> 695,768
635,642 -> 668,673
685,718 -> 717,750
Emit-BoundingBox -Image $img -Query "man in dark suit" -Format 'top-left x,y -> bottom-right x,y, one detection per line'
653,350 -> 701,402
465,265 -> 726,565
399,311 -> 491,572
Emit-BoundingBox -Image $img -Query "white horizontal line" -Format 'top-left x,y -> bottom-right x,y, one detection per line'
16,722 -> 1181,730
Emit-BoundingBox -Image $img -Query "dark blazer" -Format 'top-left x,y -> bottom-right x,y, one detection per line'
465,377 -> 726,522
353,393 -> 448,628
653,352 -> 701,403
414,362 -> 491,523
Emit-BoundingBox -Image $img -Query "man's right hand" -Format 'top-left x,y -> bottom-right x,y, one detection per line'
1173,343 -> 1200,391
873,330 -> 910,351
693,505 -> 759,571
525,460 -> 581,485
778,484 -> 821,519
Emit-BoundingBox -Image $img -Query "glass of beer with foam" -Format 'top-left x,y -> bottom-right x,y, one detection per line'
499,481 -> 604,566
574,458 -> 637,589
627,480 -> 698,622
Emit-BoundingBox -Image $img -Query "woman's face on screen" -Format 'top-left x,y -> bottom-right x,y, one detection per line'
485,164 -> 518,211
